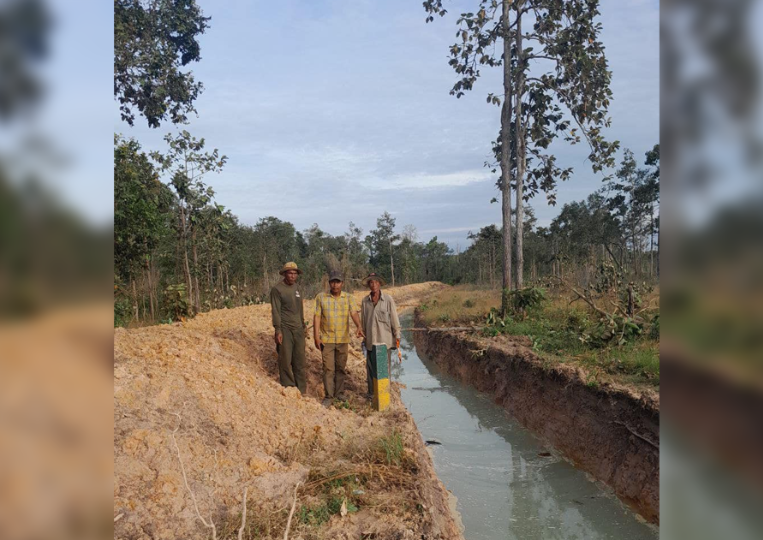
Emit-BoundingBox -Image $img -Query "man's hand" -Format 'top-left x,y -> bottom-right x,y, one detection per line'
314,337 -> 323,351
274,331 -> 283,346
396,339 -> 402,363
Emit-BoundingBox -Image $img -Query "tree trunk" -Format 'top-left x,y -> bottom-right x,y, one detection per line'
627,283 -> 635,317
131,277 -> 139,323
514,3 -> 525,291
150,256 -> 158,321
179,205 -> 194,316
191,227 -> 201,314
263,252 -> 269,293
493,244 -> 497,289
650,201 -> 655,279
389,238 -> 395,288
500,0 -> 514,316
145,261 -> 155,321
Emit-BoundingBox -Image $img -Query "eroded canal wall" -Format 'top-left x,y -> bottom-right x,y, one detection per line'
413,311 -> 660,524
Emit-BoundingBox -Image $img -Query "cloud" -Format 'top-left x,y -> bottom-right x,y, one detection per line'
379,170 -> 492,190
115,0 -> 659,250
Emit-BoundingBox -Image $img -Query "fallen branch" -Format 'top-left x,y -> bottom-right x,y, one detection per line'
613,420 -> 659,450
238,487 -> 248,540
400,326 -> 482,332
171,412 -> 218,540
569,286 -> 609,319
283,481 -> 302,540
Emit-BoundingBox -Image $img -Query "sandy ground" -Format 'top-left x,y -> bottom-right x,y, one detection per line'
114,282 -> 463,539
0,304 -> 114,540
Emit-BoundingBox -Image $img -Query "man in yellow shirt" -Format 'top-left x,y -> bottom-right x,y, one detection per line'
313,271 -> 364,406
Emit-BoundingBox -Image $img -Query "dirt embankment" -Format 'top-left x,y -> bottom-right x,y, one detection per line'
114,282 -> 463,540
413,310 -> 660,524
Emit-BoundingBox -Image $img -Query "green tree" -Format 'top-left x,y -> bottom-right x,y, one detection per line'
422,236 -> 451,283
604,149 -> 655,276
424,0 -> 619,313
396,226 -> 422,285
643,144 -> 660,277
114,0 -> 210,127
254,217 -> 300,293
114,135 -> 172,321
466,225 -> 502,286
366,212 -> 400,287
150,130 -> 227,314
0,0 -> 51,121
342,221 -> 368,284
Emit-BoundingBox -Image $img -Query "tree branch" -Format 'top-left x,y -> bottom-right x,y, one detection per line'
171,412 -> 217,540
613,421 -> 659,450
283,482 -> 302,540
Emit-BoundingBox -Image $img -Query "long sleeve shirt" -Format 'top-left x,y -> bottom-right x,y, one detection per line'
360,291 -> 401,349
270,281 -> 304,332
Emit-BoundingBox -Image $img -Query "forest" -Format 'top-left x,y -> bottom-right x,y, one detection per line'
114,133 -> 658,326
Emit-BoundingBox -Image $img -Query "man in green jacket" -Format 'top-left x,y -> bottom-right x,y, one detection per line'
271,261 -> 307,394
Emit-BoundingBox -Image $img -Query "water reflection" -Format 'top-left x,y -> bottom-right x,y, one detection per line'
397,318 -> 657,540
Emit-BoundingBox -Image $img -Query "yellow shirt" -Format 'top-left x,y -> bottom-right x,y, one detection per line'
314,291 -> 359,344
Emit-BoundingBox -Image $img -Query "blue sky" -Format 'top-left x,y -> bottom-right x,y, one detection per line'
116,0 -> 659,249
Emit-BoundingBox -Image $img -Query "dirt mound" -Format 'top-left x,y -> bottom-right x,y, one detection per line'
114,282 -> 461,539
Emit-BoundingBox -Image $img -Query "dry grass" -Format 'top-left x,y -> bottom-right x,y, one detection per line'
418,288 -> 500,326
215,428 -> 423,540
418,285 -> 660,389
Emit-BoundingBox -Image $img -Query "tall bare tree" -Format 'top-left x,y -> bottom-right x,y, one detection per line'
424,0 -> 619,314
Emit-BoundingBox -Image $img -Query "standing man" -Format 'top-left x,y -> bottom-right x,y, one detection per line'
271,261 -> 307,395
313,271 -> 364,406
360,272 -> 401,400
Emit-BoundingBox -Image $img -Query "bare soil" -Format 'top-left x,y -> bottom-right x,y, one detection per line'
413,310 -> 660,524
114,282 -> 464,540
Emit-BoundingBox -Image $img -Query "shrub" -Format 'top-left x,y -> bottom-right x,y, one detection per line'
163,283 -> 190,321
378,430 -> 404,466
509,287 -> 546,318
649,312 -> 660,340
583,314 -> 645,348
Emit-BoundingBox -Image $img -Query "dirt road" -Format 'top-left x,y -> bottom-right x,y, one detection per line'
114,282 -> 462,540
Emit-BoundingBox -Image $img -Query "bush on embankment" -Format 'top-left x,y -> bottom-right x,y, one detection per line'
419,284 -> 660,388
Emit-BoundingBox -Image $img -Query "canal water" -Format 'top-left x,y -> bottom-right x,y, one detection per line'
394,316 -> 658,540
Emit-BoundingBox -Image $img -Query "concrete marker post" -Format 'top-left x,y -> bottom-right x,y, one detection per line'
370,343 -> 390,411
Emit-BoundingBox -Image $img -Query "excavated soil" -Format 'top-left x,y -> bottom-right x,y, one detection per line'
413,311 -> 660,524
114,282 -> 463,540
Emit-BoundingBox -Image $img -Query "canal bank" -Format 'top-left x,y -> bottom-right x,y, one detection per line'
405,311 -> 659,533
114,283 -> 464,540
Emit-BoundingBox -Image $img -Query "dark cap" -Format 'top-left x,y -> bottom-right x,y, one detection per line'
328,270 -> 343,282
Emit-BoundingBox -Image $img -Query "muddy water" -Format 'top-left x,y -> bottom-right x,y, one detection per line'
395,317 -> 657,540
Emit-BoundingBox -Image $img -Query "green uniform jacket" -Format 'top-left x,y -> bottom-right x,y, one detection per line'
270,281 -> 304,332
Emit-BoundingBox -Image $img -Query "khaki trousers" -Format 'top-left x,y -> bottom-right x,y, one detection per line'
277,326 -> 306,394
321,343 -> 349,399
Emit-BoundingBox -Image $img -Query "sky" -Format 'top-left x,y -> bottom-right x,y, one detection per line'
116,0 -> 659,250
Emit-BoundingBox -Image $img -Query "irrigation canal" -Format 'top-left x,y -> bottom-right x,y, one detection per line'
395,315 -> 658,540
